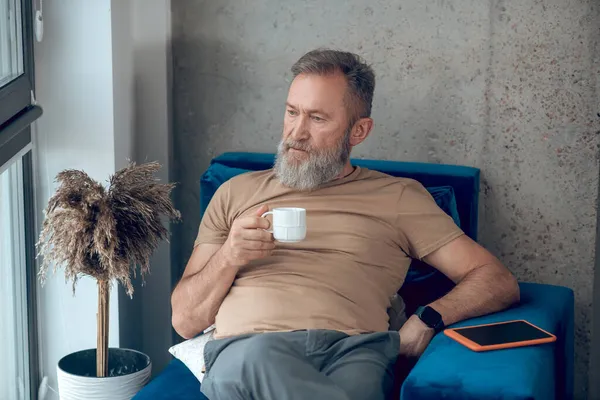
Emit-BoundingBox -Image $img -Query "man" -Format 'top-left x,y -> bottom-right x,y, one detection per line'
171,49 -> 520,400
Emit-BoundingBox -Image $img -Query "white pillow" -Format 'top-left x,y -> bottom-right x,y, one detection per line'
169,325 -> 216,383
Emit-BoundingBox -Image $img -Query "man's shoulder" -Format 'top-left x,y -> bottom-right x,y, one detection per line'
227,169 -> 275,187
357,167 -> 421,189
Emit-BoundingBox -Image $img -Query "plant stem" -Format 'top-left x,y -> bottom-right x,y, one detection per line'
97,279 -> 109,377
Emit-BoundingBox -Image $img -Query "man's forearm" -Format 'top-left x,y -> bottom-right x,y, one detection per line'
172,249 -> 238,339
430,262 -> 520,326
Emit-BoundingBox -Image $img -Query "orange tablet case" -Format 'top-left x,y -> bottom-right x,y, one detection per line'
443,319 -> 557,352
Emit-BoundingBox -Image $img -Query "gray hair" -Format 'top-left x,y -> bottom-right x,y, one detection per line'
291,49 -> 375,126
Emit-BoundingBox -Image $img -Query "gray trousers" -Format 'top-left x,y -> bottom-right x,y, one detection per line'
200,330 -> 400,400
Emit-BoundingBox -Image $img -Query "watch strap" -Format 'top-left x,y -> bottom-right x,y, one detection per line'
415,305 -> 445,333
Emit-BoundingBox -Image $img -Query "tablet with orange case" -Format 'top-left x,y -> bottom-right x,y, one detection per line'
443,319 -> 556,352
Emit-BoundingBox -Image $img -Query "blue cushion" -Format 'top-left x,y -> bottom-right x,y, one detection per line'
401,282 -> 575,400
132,358 -> 208,400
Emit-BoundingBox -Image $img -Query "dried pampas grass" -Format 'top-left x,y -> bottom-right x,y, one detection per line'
37,161 -> 181,297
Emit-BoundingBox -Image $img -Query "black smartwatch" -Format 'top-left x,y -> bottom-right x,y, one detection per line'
414,305 -> 445,333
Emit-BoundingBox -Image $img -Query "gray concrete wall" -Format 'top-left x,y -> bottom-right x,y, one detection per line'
171,0 -> 600,397
117,0 -> 174,377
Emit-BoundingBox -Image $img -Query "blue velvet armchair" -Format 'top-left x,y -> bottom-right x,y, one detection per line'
134,152 -> 574,400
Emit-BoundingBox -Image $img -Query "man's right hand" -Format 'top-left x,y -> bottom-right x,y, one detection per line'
220,204 -> 275,269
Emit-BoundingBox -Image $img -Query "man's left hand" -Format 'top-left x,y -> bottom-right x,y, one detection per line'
398,314 -> 436,358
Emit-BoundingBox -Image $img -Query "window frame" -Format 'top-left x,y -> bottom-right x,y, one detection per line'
0,0 -> 41,398
23,148 -> 38,400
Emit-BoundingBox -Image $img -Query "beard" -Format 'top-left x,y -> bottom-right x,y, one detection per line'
274,129 -> 352,191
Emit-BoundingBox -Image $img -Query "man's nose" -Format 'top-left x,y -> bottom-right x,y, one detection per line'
289,115 -> 310,141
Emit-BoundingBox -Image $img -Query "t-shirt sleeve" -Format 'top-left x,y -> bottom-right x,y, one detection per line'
194,181 -> 231,247
395,181 -> 465,260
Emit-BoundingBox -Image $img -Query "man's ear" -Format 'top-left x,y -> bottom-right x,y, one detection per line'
349,117 -> 374,147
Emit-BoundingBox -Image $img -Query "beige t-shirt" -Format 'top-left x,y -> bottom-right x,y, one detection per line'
195,166 -> 464,338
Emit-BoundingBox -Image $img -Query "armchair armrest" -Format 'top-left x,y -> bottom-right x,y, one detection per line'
400,282 -> 574,400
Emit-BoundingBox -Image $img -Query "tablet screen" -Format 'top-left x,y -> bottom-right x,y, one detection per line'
453,321 -> 553,346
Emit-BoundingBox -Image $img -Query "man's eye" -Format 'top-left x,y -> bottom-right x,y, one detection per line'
287,109 -> 298,116
311,116 -> 324,122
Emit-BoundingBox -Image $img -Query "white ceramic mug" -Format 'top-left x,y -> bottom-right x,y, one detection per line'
261,207 -> 306,243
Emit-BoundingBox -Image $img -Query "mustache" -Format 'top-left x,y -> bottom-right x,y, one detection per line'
283,140 -> 312,152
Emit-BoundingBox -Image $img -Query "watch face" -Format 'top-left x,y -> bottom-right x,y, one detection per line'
420,306 -> 442,327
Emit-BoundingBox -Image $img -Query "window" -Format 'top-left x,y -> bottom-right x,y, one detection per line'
0,158 -> 30,400
0,0 -> 36,132
0,0 -> 41,399
0,0 -> 24,88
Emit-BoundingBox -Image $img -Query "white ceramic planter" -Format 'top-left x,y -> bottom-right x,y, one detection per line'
57,348 -> 151,400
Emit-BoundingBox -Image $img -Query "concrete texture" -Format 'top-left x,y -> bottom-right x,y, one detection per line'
171,0 -> 600,397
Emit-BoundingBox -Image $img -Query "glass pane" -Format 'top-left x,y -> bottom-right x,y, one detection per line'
0,0 -> 24,88
0,158 -> 30,400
